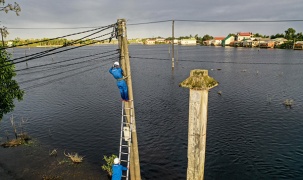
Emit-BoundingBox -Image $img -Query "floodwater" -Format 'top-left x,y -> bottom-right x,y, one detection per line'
1,45 -> 303,179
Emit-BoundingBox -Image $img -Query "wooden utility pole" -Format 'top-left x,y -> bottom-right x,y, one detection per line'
180,69 -> 218,180
0,28 -> 4,47
117,19 -> 141,180
172,20 -> 175,70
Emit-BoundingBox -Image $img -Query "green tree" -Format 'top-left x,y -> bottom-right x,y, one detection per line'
253,33 -> 262,37
202,34 -> 213,41
101,154 -> 117,177
270,33 -> 284,39
228,33 -> 236,37
296,32 -> 303,41
194,34 -> 199,40
284,28 -> 296,40
1,0 -> 23,120
0,50 -> 24,120
0,0 -> 21,15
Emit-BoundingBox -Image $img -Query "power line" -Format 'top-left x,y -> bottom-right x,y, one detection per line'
17,54 -> 119,75
13,32 -> 113,63
2,33 -> 115,68
22,61 -> 113,90
18,56 -> 115,85
128,20 -> 172,26
174,19 -> 303,23
128,19 -> 303,26
9,29 -> 114,63
15,49 -> 119,72
130,56 -> 303,65
7,26 -> 107,30
5,24 -> 115,49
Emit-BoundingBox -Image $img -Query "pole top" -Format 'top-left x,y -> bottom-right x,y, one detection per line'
179,69 -> 218,90
117,19 -> 126,23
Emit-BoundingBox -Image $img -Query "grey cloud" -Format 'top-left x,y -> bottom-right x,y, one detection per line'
2,0 -> 303,39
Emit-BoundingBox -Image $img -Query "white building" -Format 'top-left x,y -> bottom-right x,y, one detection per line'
235,32 -> 253,41
211,37 -> 225,46
180,38 -> 196,45
7,41 -> 13,47
145,39 -> 156,45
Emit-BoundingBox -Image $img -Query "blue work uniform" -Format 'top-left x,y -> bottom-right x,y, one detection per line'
109,67 -> 129,101
112,164 -> 127,180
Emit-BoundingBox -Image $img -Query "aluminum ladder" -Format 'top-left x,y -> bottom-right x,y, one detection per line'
119,100 -> 133,180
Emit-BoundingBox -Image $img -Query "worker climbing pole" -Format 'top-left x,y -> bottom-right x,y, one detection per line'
116,19 -> 141,180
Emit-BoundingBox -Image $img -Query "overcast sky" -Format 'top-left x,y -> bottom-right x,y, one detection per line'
2,0 -> 303,40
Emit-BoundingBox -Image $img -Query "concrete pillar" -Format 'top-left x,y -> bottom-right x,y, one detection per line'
179,69 -> 218,180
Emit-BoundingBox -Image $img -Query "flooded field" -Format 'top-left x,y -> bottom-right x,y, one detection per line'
1,45 -> 303,179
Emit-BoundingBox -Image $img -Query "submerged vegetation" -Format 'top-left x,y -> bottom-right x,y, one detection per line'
1,116 -> 31,147
64,150 -> 85,163
283,99 -> 294,108
101,154 -> 117,177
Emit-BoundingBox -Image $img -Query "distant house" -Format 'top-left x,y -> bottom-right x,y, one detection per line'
294,41 -> 303,50
251,39 -> 261,47
145,39 -> 156,45
233,41 -> 242,47
163,39 -> 170,44
7,41 -> 13,47
242,39 -> 254,47
259,40 -> 275,48
252,38 -> 270,47
180,38 -> 196,45
166,39 -> 179,44
235,32 -> 253,41
211,37 -> 225,46
273,38 -> 288,46
155,38 -> 165,43
135,38 -> 143,44
203,40 -> 212,46
222,35 -> 235,46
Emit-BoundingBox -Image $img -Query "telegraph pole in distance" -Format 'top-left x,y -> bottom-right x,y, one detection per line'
172,20 -> 175,70
118,19 -> 141,180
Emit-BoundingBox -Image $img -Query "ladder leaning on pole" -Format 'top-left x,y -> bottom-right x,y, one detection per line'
119,100 -> 133,180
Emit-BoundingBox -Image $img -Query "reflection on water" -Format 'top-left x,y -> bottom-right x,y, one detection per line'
1,45 -> 303,179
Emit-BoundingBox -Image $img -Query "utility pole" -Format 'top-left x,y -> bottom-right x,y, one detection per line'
180,69 -> 218,180
118,19 -> 141,180
172,20 -> 175,70
0,28 -> 4,47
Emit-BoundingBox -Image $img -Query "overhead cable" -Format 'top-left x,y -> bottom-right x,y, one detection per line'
7,26 -> 108,30
15,49 -> 119,72
17,53 -> 119,75
2,33 -> 115,68
9,28 -> 114,63
18,57 -> 114,85
130,56 -> 303,65
128,19 -> 303,25
5,24 -> 115,49
128,20 -> 172,26
22,61 -> 113,90
174,19 -> 303,23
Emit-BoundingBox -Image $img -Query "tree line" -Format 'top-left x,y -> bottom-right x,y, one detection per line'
8,38 -> 114,47
164,27 -> 303,44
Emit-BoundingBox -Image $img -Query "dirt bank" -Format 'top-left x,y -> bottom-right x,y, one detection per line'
0,143 -> 107,180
